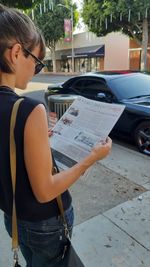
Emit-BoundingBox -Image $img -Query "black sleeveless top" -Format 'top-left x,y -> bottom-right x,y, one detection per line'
0,86 -> 71,221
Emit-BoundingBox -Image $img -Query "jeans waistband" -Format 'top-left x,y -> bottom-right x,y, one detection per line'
4,204 -> 73,228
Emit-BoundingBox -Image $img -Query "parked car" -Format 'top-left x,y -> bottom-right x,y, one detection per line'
45,72 -> 150,155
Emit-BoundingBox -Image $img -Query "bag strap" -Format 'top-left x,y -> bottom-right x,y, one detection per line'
56,195 -> 66,224
51,154 -> 65,219
10,98 -> 24,251
51,154 -> 69,235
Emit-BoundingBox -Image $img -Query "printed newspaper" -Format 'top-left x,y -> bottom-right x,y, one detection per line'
50,96 -> 125,169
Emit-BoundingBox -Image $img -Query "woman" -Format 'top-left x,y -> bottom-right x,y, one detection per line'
0,4 -> 112,267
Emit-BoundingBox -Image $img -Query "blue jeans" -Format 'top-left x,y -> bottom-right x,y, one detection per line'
4,205 -> 74,267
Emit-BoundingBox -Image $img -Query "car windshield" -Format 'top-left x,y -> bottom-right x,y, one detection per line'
108,74 -> 150,100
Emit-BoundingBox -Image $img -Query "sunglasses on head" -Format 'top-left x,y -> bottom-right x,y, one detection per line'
23,48 -> 45,75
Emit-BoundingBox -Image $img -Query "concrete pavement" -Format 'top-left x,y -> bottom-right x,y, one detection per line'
71,144 -> 150,267
72,193 -> 150,267
15,81 -> 50,95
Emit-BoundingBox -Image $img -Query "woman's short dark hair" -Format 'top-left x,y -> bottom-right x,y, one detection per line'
0,4 -> 45,73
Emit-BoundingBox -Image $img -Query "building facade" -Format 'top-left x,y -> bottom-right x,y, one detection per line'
44,31 -> 149,73
129,39 -> 150,70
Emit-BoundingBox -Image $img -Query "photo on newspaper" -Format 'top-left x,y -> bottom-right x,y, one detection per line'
49,96 -> 125,170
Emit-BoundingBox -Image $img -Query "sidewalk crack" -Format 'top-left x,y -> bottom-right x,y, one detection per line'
103,214 -> 150,252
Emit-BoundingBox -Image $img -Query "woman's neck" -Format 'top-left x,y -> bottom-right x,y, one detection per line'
0,73 -> 15,90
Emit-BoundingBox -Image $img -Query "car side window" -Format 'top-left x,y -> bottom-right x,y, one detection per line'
62,78 -> 83,94
80,79 -> 110,99
71,79 -> 85,91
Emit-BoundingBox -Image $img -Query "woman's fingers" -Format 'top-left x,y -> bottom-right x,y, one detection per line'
91,137 -> 112,161
48,129 -> 53,137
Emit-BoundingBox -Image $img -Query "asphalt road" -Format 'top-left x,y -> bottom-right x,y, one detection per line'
32,73 -> 74,84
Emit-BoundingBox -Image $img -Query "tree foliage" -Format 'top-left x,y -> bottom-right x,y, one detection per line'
82,0 -> 150,70
0,0 -> 40,9
31,0 -> 78,71
33,0 -> 78,50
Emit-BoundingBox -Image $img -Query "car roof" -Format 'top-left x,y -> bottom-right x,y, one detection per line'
78,71 -> 148,81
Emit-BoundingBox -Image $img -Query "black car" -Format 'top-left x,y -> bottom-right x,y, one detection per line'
45,72 -> 150,155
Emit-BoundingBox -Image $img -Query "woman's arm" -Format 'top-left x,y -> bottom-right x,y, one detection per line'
24,104 -> 112,203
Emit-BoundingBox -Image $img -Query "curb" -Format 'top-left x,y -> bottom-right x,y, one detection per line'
41,71 -> 80,76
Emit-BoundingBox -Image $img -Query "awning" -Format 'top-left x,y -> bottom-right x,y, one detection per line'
74,45 -> 105,57
56,45 -> 105,59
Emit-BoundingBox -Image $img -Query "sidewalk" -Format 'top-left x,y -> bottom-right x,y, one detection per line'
0,143 -> 149,266
71,144 -> 150,267
72,191 -> 150,267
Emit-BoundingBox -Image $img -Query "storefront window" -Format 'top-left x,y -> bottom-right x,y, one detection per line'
75,58 -> 80,72
74,57 -> 102,73
44,60 -> 53,72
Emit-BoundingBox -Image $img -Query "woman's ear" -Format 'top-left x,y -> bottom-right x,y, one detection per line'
9,43 -> 22,65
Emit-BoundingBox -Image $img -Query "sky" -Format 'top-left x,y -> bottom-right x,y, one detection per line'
73,0 -> 86,33
73,0 -> 83,11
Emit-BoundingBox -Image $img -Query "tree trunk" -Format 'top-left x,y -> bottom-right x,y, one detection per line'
141,18 -> 148,71
52,57 -> 56,73
51,48 -> 56,73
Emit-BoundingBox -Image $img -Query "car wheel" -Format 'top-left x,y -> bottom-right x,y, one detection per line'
134,121 -> 150,155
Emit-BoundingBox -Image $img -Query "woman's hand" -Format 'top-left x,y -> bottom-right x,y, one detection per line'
90,137 -> 112,162
48,129 -> 53,137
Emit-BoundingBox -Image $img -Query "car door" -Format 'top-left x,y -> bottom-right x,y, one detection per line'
80,78 -> 115,103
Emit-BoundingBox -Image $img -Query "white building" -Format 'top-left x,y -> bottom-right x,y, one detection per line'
44,31 -> 130,73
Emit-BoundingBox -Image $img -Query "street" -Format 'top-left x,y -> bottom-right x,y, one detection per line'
32,72 -> 75,84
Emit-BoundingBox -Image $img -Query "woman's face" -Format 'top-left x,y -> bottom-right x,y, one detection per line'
15,45 -> 41,89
